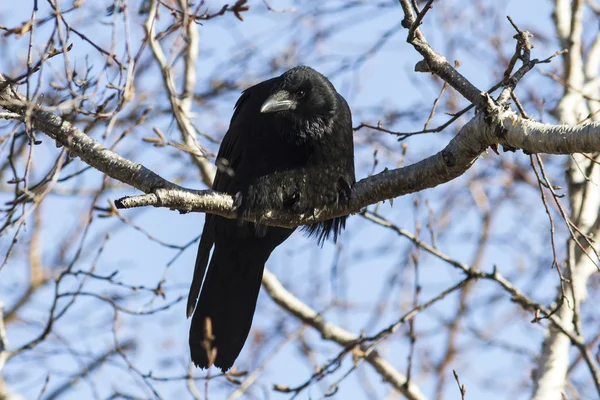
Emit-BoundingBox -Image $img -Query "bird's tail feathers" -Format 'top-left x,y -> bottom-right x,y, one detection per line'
189,240 -> 270,371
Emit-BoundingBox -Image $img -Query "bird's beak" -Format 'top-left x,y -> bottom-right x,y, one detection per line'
260,90 -> 297,113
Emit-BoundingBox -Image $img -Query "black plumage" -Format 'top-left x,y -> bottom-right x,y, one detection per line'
187,66 -> 355,371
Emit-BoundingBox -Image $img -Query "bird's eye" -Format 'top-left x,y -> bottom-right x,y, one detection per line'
297,90 -> 306,99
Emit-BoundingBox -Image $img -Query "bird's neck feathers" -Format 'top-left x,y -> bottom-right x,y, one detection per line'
275,107 -> 336,143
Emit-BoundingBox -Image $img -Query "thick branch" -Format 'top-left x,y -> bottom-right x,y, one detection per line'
532,1 -> 600,398
115,110 -> 600,226
0,74 -> 179,195
3,74 -> 600,229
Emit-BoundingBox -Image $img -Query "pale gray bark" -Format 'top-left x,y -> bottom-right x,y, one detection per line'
145,0 -> 216,187
261,270 -> 428,400
531,0 -> 600,398
0,303 -> 7,375
0,303 -> 23,400
4,70 -> 600,228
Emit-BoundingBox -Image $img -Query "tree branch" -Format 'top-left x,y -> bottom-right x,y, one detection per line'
144,0 -> 216,187
0,302 -> 7,374
532,1 -> 600,398
398,0 -> 485,107
3,74 -> 600,229
261,270 -> 428,400
115,110 -> 600,226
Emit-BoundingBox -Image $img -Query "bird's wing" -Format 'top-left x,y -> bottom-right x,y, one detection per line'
186,83 -> 266,318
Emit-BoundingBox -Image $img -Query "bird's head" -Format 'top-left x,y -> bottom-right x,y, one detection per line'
260,66 -> 338,123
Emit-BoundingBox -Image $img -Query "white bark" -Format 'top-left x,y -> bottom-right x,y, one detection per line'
531,1 -> 600,398
3,70 -> 600,231
0,303 -> 23,400
0,303 -> 7,376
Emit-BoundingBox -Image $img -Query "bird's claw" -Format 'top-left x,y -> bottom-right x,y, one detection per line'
233,192 -> 243,210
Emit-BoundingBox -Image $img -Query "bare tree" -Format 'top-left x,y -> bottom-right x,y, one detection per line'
1,0 -> 599,399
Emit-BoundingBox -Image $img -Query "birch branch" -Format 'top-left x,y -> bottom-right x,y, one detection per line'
0,302 -> 15,400
261,270 -> 428,400
532,1 -> 600,398
2,74 -> 600,229
114,111 -> 600,224
0,303 -> 7,374
144,0 -> 215,187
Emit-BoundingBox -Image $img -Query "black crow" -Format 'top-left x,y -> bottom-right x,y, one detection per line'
187,66 -> 355,371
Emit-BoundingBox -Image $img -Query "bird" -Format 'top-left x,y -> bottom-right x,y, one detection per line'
187,66 -> 355,371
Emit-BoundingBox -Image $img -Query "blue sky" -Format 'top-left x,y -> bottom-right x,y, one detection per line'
1,1 -> 587,399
